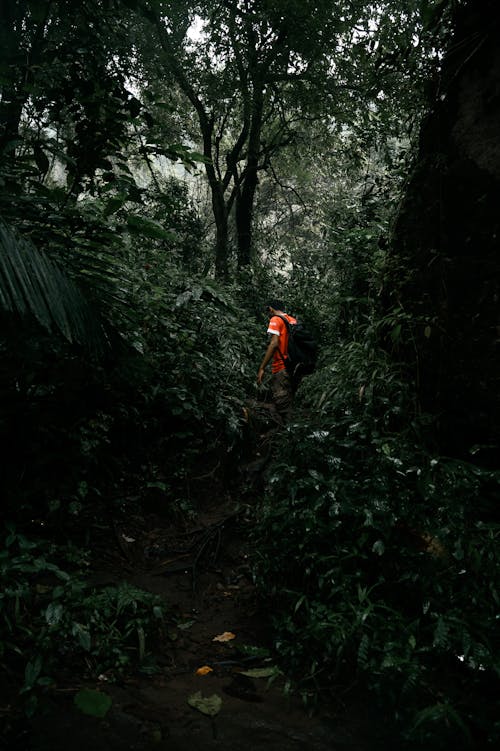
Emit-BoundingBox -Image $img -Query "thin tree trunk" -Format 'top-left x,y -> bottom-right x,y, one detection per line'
0,94 -> 24,157
212,189 -> 229,280
236,88 -> 263,269
236,167 -> 258,268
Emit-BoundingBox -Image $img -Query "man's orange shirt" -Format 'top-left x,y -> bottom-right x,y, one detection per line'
267,314 -> 297,373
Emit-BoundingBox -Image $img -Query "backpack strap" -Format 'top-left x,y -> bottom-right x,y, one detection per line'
273,314 -> 291,365
274,313 -> 291,332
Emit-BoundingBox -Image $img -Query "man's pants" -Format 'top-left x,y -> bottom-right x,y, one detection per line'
270,369 -> 294,422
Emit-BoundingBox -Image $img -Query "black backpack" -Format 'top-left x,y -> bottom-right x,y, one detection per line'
276,315 -> 318,383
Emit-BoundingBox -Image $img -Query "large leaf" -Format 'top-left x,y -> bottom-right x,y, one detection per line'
126,213 -> 176,241
187,691 -> 222,717
74,689 -> 112,718
0,218 -> 108,354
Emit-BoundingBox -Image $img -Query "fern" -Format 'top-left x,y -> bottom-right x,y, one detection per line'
0,218 -> 108,354
357,633 -> 370,669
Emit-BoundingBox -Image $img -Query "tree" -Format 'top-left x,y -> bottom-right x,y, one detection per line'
0,0 -> 52,159
136,0 -> 427,278
386,0 -> 500,461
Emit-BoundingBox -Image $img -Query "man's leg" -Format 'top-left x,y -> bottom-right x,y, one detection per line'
270,370 -> 294,423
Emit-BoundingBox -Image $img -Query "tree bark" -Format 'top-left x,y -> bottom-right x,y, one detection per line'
212,187 -> 229,280
387,0 -> 500,462
236,86 -> 263,269
236,167 -> 258,269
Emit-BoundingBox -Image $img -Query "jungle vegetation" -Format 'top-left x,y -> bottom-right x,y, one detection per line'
1,0 -> 499,747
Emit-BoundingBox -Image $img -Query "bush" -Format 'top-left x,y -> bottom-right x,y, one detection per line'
253,340 -> 500,746
0,526 -> 168,717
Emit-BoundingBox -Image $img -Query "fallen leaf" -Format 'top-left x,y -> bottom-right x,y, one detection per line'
238,667 -> 279,679
74,689 -> 112,718
212,631 -> 236,643
196,665 -> 213,676
187,691 -> 222,717
177,619 -> 196,630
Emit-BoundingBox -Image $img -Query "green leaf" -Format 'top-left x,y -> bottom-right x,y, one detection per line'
187,691 -> 222,717
24,695 -> 38,718
126,214 -> 175,241
74,689 -> 112,718
236,644 -> 271,658
187,151 -> 211,164
45,602 -> 64,626
103,195 -> 127,217
390,323 -> 402,342
23,656 -> 42,691
177,619 -> 196,630
372,540 -> 385,556
72,622 -> 91,651
34,144 -> 50,174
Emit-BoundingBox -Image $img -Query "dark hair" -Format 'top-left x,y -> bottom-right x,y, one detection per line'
266,299 -> 285,311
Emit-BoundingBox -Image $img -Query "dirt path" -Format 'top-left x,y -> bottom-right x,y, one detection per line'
23,500 -> 373,751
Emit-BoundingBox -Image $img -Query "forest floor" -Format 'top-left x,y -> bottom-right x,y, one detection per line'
16,491 -> 381,751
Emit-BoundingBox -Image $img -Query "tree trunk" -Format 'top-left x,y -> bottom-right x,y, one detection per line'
236,167 -> 258,269
211,183 -> 229,280
214,209 -> 229,280
236,89 -> 263,269
387,0 -> 500,462
0,93 -> 24,158
0,1 -> 49,161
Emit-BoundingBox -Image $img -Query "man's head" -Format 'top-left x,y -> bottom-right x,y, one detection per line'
266,299 -> 285,315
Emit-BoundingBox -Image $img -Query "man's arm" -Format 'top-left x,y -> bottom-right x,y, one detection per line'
257,334 -> 279,384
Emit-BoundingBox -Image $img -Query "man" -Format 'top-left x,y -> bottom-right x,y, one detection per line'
257,300 -> 296,422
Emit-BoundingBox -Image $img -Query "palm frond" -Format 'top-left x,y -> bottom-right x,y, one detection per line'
0,218 -> 108,355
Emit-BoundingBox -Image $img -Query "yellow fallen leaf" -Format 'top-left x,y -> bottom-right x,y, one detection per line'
196,666 -> 213,676
212,631 -> 236,643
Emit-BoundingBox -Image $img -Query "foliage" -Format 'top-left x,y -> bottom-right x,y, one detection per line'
251,95 -> 500,741
0,270 -> 261,519
0,218 -> 109,354
119,257 -> 262,502
130,0 -> 439,276
0,526 -> 168,717
253,310 -> 500,746
0,1 -> 497,746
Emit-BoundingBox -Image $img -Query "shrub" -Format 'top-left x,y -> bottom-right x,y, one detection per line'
253,341 -> 500,746
0,526 -> 168,717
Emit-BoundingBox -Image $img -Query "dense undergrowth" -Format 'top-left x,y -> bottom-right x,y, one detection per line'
2,238 -> 499,749
254,334 -> 500,748
0,180 -> 264,727
2,183 -> 499,748
0,527 -> 167,718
